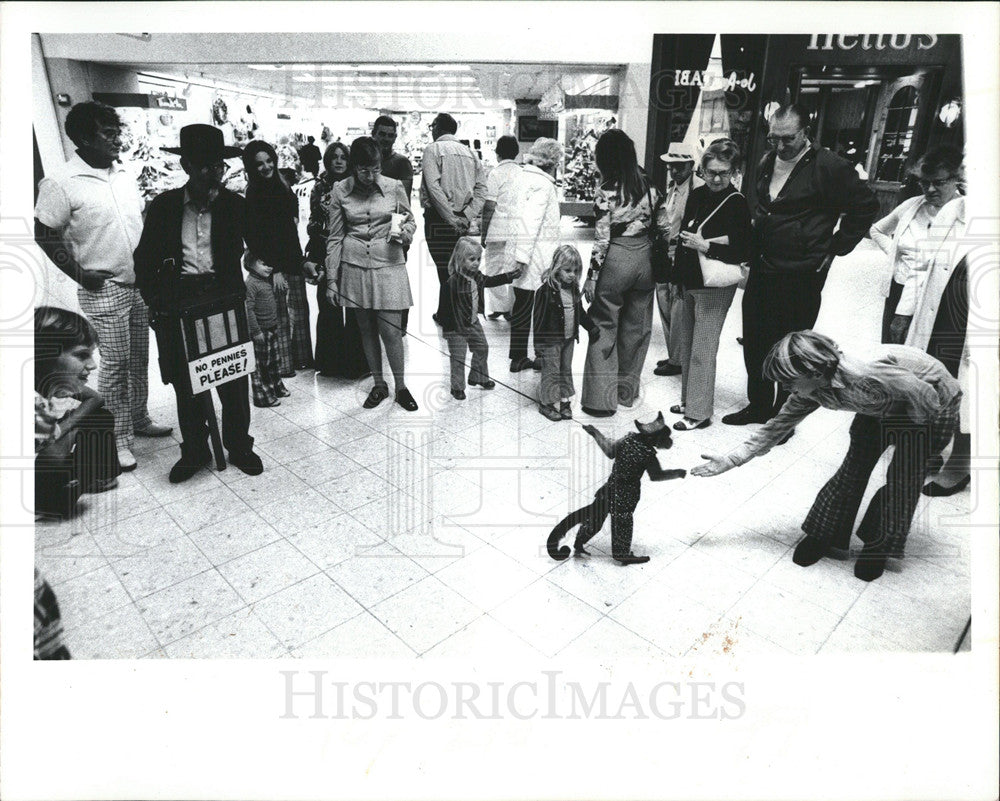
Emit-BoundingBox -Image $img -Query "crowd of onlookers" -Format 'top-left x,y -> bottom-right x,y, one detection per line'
32,99 -> 972,656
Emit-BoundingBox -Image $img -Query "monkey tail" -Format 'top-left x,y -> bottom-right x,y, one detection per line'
546,506 -> 590,561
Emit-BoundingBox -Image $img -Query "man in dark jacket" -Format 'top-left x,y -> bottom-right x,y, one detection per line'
724,104 -> 880,425
133,124 -> 263,483
298,135 -> 322,178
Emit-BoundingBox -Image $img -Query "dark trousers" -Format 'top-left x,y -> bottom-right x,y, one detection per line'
315,275 -> 368,378
35,407 -> 121,518
881,280 -> 905,344
174,377 -> 253,463
424,208 -> 461,318
508,287 -> 537,362
741,268 -> 829,414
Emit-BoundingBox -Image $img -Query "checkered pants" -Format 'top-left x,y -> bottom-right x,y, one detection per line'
275,274 -> 313,374
251,328 -> 286,406
77,282 -> 151,450
801,398 -> 961,558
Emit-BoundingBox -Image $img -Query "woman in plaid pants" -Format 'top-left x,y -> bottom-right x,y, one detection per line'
693,331 -> 961,581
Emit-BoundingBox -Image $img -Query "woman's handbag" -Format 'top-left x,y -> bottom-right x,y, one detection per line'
696,193 -> 747,288
645,185 -> 673,283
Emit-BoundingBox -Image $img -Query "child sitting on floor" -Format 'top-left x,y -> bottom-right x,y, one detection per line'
532,245 -> 600,420
244,253 -> 291,408
34,306 -> 121,519
440,237 -> 520,400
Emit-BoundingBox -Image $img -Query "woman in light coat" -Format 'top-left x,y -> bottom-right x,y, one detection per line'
870,146 -> 965,344
875,147 -> 973,498
508,138 -> 563,373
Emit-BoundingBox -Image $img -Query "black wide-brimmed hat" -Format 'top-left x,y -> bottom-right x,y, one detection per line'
162,124 -> 243,161
634,412 -> 667,435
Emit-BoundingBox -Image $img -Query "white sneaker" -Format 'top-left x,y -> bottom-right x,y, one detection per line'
117,447 -> 137,472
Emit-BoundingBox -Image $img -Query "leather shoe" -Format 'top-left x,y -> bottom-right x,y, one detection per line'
530,358 -> 541,372
654,362 -> 682,377
395,388 -> 419,412
722,406 -> 772,425
487,312 -> 503,320
854,543 -> 889,581
539,404 -> 562,421
922,474 -> 970,497
469,379 -> 495,390
559,401 -> 572,420
169,455 -> 210,484
792,537 -> 829,567
117,447 -> 137,472
451,389 -> 466,400
135,422 -> 173,438
615,553 -> 651,566
510,358 -> 533,373
229,450 -> 264,476
673,417 -> 710,431
363,386 -> 389,408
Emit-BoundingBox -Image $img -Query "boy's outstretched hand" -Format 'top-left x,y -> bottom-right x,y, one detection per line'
691,452 -> 733,477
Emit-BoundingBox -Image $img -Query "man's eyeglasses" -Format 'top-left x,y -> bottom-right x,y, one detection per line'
766,134 -> 802,146
356,167 -> 382,177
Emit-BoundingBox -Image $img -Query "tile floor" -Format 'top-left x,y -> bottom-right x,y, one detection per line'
35,213 -> 973,659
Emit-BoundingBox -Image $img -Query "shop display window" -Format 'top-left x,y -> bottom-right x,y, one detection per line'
874,85 -> 920,183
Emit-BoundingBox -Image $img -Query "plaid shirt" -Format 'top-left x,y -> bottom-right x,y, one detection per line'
726,346 -> 961,467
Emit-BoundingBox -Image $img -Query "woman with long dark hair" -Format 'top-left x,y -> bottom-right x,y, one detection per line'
243,140 -> 312,376
580,129 -> 668,417
304,141 -> 367,378
325,137 -> 418,411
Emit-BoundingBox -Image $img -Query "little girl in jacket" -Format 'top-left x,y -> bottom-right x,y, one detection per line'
532,245 -> 600,420
440,237 -> 521,400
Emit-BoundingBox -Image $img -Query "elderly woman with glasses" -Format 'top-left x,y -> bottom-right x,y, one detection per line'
669,138 -> 752,431
870,146 -> 966,344
871,146 -> 971,498
325,137 -> 418,411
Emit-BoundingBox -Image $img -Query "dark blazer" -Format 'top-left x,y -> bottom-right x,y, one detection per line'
440,270 -> 518,335
133,186 -> 247,313
752,145 -> 879,274
532,283 -> 597,346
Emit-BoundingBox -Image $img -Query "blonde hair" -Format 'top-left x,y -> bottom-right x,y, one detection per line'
541,245 -> 583,290
763,330 -> 841,383
447,237 -> 483,278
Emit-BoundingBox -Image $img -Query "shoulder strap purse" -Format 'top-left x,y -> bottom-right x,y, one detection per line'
696,192 -> 748,288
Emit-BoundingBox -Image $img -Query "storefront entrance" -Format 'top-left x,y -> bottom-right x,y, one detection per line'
792,65 -> 944,216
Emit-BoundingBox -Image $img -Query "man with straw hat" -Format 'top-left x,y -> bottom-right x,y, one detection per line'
652,140 -> 699,378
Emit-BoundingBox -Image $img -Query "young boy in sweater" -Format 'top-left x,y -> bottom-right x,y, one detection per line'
245,255 -> 290,407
